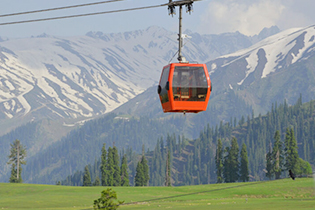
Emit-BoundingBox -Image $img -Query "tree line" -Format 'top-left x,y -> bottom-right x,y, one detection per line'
215,138 -> 249,183
21,113 -> 179,184
61,143 -> 149,187
266,129 -> 312,180
59,96 -> 314,186
144,96 -> 314,185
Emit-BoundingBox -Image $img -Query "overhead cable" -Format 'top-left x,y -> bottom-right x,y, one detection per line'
0,0 -> 124,18
0,0 -> 204,26
0,4 -> 165,26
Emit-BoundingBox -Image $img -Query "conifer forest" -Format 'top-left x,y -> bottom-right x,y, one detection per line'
57,96 -> 315,186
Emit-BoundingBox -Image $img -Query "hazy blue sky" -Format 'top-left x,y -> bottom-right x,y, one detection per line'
0,0 -> 314,38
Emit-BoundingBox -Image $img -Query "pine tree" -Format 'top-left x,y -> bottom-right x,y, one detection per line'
112,147 -> 121,186
215,139 -> 224,183
223,137 -> 239,183
83,165 -> 92,186
7,139 -> 26,183
239,143 -> 249,182
9,163 -> 18,183
223,146 -> 231,183
272,130 -> 284,179
284,128 -> 299,173
120,155 -> 129,186
135,161 -> 144,186
239,116 -> 245,126
141,155 -> 149,186
165,149 -> 171,186
93,176 -> 100,186
265,142 -> 273,180
93,158 -> 99,184
230,137 -> 240,182
100,144 -> 107,186
106,147 -> 114,186
174,171 -> 179,186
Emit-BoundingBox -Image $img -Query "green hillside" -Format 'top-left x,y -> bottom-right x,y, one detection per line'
147,96 -> 315,185
0,178 -> 314,210
55,97 -> 315,186
20,113 -> 185,184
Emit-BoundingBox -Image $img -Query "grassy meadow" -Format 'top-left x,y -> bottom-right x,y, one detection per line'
0,178 -> 314,210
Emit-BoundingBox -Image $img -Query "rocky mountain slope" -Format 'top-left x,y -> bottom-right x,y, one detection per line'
207,25 -> 315,114
1,25 -> 291,182
114,25 -> 315,130
0,26 -> 274,135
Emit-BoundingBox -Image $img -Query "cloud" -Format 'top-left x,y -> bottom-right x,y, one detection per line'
200,0 -> 285,35
277,0 -> 315,30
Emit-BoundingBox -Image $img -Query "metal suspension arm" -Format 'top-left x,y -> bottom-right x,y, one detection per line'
178,5 -> 183,62
167,0 -> 196,62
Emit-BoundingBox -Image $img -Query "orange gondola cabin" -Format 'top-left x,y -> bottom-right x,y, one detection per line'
157,63 -> 212,113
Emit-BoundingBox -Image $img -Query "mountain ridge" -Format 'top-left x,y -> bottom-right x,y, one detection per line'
5,25 -> 311,183
0,25 -> 273,135
206,24 -> 315,114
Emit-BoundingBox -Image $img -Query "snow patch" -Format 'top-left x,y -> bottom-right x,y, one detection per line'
291,28 -> 315,64
16,95 -> 31,115
211,63 -> 217,70
261,38 -> 296,78
238,52 -> 259,85
209,63 -> 217,75
4,112 -> 13,118
3,102 -> 10,110
218,27 -> 309,79
11,100 -> 16,111
63,119 -> 90,127
4,81 -> 15,91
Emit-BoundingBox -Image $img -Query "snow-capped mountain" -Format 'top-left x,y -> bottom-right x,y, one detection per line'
4,24 -> 311,183
208,25 -> 315,113
0,26 -> 269,133
114,24 -> 315,121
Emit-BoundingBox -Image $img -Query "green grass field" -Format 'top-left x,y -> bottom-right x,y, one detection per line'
0,178 -> 314,210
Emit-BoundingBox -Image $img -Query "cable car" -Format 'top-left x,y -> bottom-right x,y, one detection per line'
157,63 -> 211,113
157,1 -> 211,113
